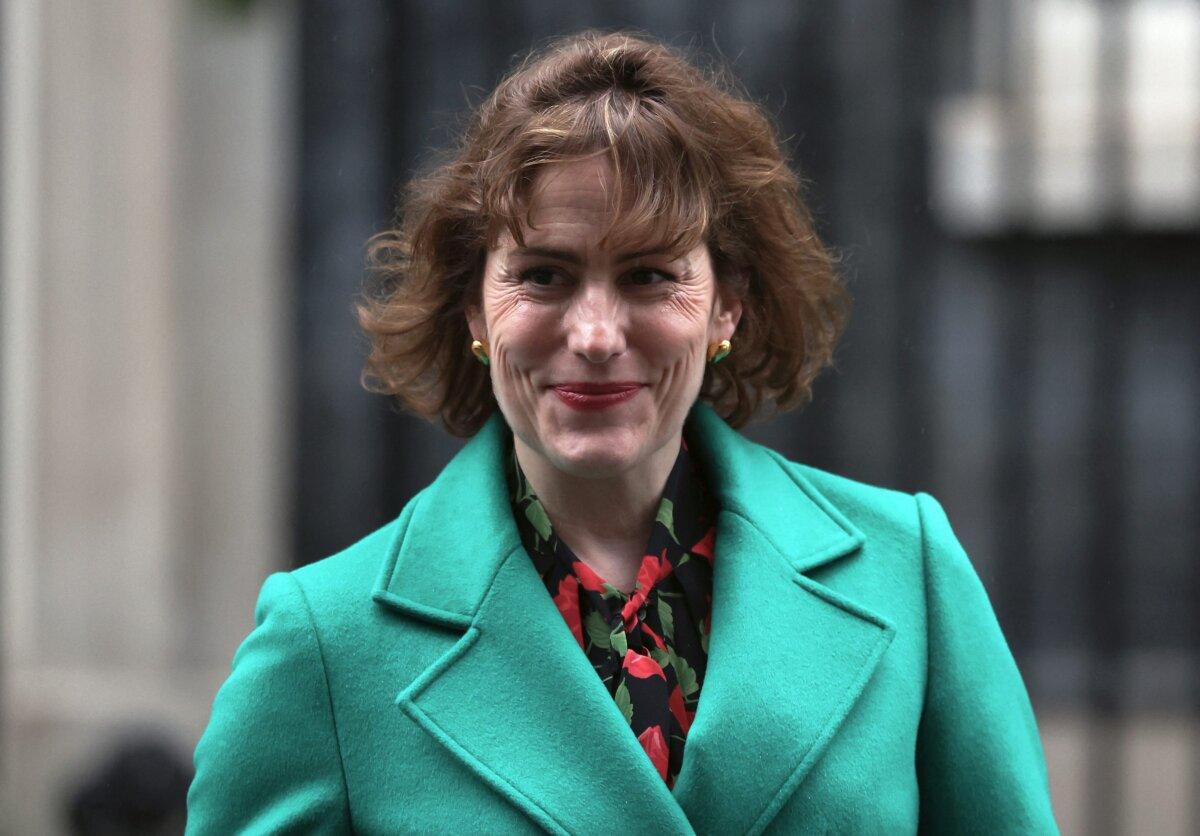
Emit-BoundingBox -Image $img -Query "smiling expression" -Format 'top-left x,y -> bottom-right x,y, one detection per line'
466,155 -> 742,478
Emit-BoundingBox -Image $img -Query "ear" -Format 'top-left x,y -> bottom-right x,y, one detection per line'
713,273 -> 744,341
465,303 -> 486,343
465,251 -> 492,342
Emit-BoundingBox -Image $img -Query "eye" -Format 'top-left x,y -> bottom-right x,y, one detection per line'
625,267 -> 675,287
519,267 -> 568,287
517,265 -> 676,289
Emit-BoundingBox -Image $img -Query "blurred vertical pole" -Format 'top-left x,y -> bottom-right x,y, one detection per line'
295,0 -> 396,566
375,0 -> 518,518
989,0 -> 1037,662
789,2 -> 844,474
704,1 -> 837,460
377,0 -> 431,520
1084,2 -> 1131,834
1085,260 -> 1129,836
1193,291 -> 1200,836
174,0 -> 297,669
0,0 -> 43,790
827,0 -> 904,487
894,0 -> 938,496
994,251 -> 1036,661
823,0 -> 943,495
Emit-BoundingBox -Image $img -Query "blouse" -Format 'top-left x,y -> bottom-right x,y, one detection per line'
504,428 -> 719,790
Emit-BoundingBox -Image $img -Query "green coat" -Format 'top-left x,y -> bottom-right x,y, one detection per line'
186,400 -> 1059,835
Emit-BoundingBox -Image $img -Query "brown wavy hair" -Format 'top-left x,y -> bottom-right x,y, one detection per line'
356,29 -> 851,437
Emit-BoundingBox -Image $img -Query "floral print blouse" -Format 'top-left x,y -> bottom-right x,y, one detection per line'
504,429 -> 718,790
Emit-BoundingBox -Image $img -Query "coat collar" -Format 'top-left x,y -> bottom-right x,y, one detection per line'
372,400 -> 896,835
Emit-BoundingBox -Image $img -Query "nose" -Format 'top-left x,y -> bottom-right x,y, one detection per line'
564,284 -> 628,363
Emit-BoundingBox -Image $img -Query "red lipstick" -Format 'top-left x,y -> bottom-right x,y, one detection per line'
552,383 -> 644,411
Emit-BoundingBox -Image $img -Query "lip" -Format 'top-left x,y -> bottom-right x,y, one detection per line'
552,382 -> 645,394
552,384 -> 644,411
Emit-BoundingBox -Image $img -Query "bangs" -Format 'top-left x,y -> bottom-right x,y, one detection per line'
481,90 -> 717,258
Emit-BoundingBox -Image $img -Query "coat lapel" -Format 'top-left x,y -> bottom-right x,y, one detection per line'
371,401 -> 896,835
666,404 -> 897,835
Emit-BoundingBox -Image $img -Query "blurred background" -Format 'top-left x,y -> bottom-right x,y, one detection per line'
2,0 -> 1197,833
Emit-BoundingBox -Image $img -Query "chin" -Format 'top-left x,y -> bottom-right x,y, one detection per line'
548,426 -> 643,473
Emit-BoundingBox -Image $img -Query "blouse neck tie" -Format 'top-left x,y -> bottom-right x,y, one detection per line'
505,429 -> 718,790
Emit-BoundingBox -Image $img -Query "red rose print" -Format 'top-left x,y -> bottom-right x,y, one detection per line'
508,426 -> 711,792
620,562 -> 652,623
668,683 -> 692,734
634,553 -> 663,594
621,550 -> 676,626
637,724 -> 670,781
622,649 -> 667,680
553,574 -> 584,650
691,526 -> 715,563
660,548 -> 676,581
571,559 -> 609,593
620,593 -> 646,627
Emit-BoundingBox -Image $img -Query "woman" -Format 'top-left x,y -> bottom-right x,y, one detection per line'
187,30 -> 1059,835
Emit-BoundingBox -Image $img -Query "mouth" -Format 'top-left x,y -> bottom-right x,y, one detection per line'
550,382 -> 646,395
550,383 -> 645,411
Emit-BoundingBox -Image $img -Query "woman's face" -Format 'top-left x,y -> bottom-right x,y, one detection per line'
466,156 -> 742,479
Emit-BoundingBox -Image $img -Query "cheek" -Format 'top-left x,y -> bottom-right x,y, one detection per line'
484,292 -> 557,372
636,289 -> 713,351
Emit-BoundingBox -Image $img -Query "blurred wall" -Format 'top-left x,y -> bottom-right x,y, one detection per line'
1,0 -> 295,832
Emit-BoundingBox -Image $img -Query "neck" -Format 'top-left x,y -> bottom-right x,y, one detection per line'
513,429 -> 681,570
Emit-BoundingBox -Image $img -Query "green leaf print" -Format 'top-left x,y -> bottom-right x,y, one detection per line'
614,681 -> 634,724
600,582 -> 625,600
656,498 -> 680,544
512,453 -> 536,503
650,647 -> 672,671
700,628 -> 709,655
669,646 -> 699,697
657,597 -> 675,642
610,626 -> 628,656
676,552 -> 690,567
585,611 -> 611,650
524,501 -> 552,541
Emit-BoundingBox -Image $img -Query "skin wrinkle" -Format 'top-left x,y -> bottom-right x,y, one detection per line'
466,155 -> 741,591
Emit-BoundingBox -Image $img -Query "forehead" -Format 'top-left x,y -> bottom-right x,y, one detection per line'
521,157 -> 617,235
489,152 -> 704,258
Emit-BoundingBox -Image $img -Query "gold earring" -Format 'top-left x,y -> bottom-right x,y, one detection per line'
471,339 -> 490,366
707,339 -> 732,364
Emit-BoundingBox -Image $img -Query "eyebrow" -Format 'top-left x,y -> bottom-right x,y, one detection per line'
511,245 -> 681,265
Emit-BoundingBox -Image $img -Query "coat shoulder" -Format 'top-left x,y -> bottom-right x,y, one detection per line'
292,517 -> 399,594
782,457 -> 923,545
287,487 -> 429,615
